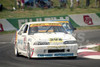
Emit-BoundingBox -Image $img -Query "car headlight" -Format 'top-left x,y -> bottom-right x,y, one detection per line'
63,41 -> 77,44
34,42 -> 50,45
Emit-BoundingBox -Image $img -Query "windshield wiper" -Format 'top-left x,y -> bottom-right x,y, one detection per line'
46,26 -> 52,32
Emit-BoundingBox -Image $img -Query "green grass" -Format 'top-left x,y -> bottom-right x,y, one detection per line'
0,0 -> 100,19
0,30 -> 16,35
91,46 -> 100,52
77,25 -> 100,30
0,7 -> 100,19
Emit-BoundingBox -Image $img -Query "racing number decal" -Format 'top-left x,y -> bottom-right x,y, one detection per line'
49,38 -> 63,42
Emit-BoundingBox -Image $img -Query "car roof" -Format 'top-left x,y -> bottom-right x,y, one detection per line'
25,21 -> 60,25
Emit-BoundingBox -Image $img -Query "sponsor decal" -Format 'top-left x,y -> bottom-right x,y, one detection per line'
83,15 -> 93,25
49,38 -> 63,42
30,23 -> 62,27
18,39 -> 23,45
54,53 -> 73,56
38,54 -> 53,57
48,45 -> 66,49
28,38 -> 32,42
38,30 -> 53,32
31,48 -> 34,58
23,36 -> 27,51
24,36 -> 26,44
38,53 -> 73,57
56,21 -> 69,23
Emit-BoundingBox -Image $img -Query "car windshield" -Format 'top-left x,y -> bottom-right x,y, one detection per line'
28,23 -> 66,35
61,23 -> 71,29
53,21 -> 71,30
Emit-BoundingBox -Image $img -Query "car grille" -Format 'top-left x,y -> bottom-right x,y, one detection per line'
48,49 -> 65,53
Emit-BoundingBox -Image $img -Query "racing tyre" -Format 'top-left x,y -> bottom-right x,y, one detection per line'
15,46 -> 20,57
72,56 -> 77,59
27,45 -> 31,59
69,56 -> 77,59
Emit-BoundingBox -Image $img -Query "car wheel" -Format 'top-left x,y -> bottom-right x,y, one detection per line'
15,45 -> 20,57
27,45 -> 31,59
72,56 -> 77,59
69,56 -> 77,59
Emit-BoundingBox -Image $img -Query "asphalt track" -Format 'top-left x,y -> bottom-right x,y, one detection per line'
0,30 -> 100,67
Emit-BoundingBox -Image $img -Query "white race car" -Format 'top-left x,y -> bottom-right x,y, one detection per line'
14,21 -> 78,58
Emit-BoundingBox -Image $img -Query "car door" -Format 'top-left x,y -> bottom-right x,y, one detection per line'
17,24 -> 28,51
17,24 -> 25,51
21,24 -> 28,51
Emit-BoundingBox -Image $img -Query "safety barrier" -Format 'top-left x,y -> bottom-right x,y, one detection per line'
0,23 -> 4,32
69,13 -> 100,26
0,13 -> 100,31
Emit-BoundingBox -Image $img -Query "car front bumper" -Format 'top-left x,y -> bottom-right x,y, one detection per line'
30,44 -> 78,58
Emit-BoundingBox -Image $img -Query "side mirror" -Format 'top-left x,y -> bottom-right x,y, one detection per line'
18,32 -> 22,35
18,31 -> 23,35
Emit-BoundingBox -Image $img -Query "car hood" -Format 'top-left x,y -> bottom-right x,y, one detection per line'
29,33 -> 76,41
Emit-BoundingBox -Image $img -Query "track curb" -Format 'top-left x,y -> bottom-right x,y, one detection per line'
78,44 -> 100,59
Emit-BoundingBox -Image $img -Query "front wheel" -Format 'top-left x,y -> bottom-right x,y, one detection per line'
14,46 -> 20,57
27,45 -> 31,59
69,56 -> 77,59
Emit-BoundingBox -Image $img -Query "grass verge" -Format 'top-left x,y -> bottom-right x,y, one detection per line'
0,30 -> 16,35
0,7 -> 100,19
77,25 -> 100,30
91,45 -> 100,52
